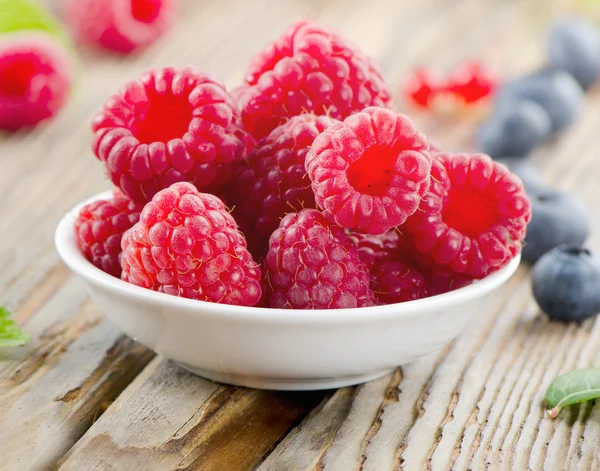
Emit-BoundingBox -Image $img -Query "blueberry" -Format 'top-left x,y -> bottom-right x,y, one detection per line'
549,16 -> 600,90
522,188 -> 589,264
532,246 -> 600,322
496,158 -> 546,195
496,68 -> 584,132
477,101 -> 552,158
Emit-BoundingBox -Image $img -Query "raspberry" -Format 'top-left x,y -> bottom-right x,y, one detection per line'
64,0 -> 174,53
372,260 -> 426,304
92,67 -> 250,204
75,189 -> 143,277
403,152 -> 531,278
346,230 -> 402,273
346,231 -> 426,304
121,182 -> 262,306
306,107 -> 432,235
230,114 -> 337,259
0,33 -> 72,130
238,20 -> 391,139
265,209 -> 375,309
423,272 -> 474,297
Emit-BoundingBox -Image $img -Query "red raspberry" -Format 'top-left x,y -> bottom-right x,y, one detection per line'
265,209 -> 375,309
403,152 -> 531,278
238,21 -> 392,139
0,33 -> 72,131
422,272 -> 474,297
75,190 -> 143,277
346,230 -> 401,273
92,67 -> 250,204
403,68 -> 440,108
230,114 -> 337,258
64,0 -> 175,53
121,182 -> 262,306
445,61 -> 498,105
346,231 -> 426,304
372,260 -> 426,304
306,107 -> 432,235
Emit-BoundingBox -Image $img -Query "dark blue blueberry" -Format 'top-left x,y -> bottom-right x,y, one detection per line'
496,158 -> 546,195
549,16 -> 600,90
532,246 -> 600,322
496,69 -> 583,132
477,101 -> 552,158
522,188 -> 589,264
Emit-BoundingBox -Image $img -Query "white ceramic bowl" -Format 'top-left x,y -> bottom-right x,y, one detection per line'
55,191 -> 521,391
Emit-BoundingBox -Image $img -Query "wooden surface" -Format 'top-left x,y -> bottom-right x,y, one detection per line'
1,0 -> 600,469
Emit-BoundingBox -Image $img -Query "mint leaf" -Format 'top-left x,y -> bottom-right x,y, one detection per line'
0,307 -> 30,347
545,368 -> 600,418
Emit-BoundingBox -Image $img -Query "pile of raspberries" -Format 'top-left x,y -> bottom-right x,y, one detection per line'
75,21 -> 531,310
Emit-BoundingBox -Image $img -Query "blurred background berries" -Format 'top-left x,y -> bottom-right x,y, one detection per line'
63,0 -> 176,53
0,0 -> 177,132
403,61 -> 499,112
0,0 -> 73,130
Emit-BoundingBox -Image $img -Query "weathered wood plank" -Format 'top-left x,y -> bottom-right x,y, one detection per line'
59,358 -> 325,471
0,278 -> 154,471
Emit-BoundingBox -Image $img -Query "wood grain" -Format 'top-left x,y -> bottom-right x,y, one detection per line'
1,0 -> 600,469
0,278 -> 154,471
59,357 -> 325,471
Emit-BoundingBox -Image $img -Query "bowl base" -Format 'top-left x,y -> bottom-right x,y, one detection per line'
176,363 -> 396,391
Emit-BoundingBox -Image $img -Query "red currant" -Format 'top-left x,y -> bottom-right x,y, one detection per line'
403,68 -> 440,108
445,61 -> 499,104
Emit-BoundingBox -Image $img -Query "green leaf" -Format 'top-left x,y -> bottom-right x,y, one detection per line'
0,307 -> 30,348
0,0 -> 70,45
545,368 -> 600,419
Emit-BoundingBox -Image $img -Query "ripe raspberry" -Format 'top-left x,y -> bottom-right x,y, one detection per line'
121,182 -> 262,306
346,231 -> 426,304
372,260 -> 426,304
0,33 -> 72,130
75,190 -> 143,277
306,107 -> 432,235
345,230 -> 402,273
230,114 -> 337,258
64,0 -> 174,53
422,272 -> 474,297
265,209 -> 375,309
92,67 -> 250,204
403,152 -> 531,278
238,21 -> 391,139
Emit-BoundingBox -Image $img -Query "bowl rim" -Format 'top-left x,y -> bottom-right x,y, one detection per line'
55,190 -> 521,322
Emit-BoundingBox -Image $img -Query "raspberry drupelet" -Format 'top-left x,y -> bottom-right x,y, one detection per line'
306,107 -> 432,235
0,34 -> 72,131
403,152 -> 531,278
230,114 -> 337,259
264,209 -> 376,309
64,0 -> 175,53
92,67 -> 250,204
75,189 -> 143,277
238,20 -> 392,139
121,182 -> 263,306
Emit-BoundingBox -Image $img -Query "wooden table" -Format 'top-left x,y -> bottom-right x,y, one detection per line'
2,0 -> 600,469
